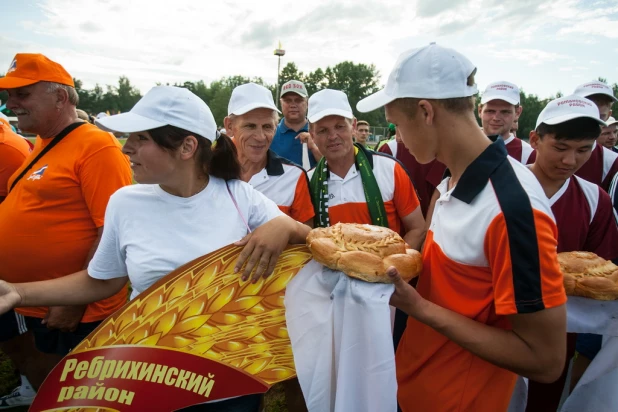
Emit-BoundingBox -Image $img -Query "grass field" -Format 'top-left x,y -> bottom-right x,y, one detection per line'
1,137 -> 288,411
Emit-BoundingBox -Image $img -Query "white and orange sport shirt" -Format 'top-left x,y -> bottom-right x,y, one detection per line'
307,147 -> 420,234
248,150 -> 314,223
396,139 -> 566,412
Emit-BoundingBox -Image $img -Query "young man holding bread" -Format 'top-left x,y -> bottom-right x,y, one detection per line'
306,89 -> 426,251
357,43 -> 567,412
525,96 -> 618,411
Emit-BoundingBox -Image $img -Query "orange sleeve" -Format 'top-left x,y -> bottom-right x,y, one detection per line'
486,209 -> 566,316
290,171 -> 315,223
78,146 -> 132,227
0,143 -> 28,197
393,162 -> 420,218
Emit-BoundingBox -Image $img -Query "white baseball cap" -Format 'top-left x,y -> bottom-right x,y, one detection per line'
481,81 -> 520,105
96,86 -> 218,142
573,81 -> 618,102
536,95 -> 607,129
228,82 -> 280,116
308,89 -> 354,123
606,117 -> 618,127
96,112 -> 108,119
357,42 -> 477,113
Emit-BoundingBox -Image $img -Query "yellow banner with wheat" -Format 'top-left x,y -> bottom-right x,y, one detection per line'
32,244 -> 313,411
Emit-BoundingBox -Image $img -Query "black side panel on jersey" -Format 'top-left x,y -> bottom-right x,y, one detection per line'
491,160 -> 545,313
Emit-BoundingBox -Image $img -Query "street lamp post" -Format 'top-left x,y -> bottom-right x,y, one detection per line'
274,41 -> 285,109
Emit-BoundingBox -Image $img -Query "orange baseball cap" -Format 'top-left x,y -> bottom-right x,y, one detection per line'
0,53 -> 74,90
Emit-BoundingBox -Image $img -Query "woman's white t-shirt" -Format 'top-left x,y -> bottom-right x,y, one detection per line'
88,177 -> 283,300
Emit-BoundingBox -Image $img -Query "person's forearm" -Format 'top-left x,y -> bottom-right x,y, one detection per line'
283,217 -> 311,244
408,299 -> 564,382
15,270 -> 126,308
403,227 -> 425,250
309,145 -> 322,162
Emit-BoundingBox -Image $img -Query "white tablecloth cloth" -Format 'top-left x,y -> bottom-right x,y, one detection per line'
509,297 -> 618,412
284,260 -> 397,412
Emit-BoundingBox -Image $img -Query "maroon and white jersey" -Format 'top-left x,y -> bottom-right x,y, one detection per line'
504,134 -> 536,165
550,175 -> 618,260
379,139 -> 446,217
575,142 -> 618,192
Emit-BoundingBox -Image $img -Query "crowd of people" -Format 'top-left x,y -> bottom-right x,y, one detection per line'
0,43 -> 615,412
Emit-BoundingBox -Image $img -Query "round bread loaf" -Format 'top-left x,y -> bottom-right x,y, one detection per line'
558,251 -> 618,300
306,223 -> 422,283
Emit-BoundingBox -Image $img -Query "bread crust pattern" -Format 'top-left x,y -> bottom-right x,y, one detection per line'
306,223 -> 423,283
558,251 -> 618,300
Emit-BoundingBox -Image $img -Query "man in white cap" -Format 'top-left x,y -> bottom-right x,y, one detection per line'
598,116 -> 618,152
307,89 -> 426,250
357,43 -> 566,412
270,80 -> 321,169
572,81 -> 618,190
524,95 -> 618,412
573,80 -> 616,122
478,81 -> 536,164
224,83 -> 314,227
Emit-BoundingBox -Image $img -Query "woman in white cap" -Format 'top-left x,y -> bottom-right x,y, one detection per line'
0,86 -> 310,411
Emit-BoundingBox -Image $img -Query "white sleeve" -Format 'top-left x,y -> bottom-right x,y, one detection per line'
87,193 -> 128,280
247,185 -> 284,230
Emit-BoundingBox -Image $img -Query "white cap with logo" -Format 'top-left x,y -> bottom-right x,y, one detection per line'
481,81 -> 520,105
307,89 -> 354,123
573,81 -> 618,102
536,95 -> 607,129
357,42 -> 477,113
96,86 -> 218,142
228,83 -> 280,116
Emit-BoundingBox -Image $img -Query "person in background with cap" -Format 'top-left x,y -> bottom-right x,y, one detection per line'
357,43 -> 567,412
0,53 -> 132,408
523,95 -> 618,412
478,81 -> 536,164
307,89 -> 426,250
572,80 -> 618,190
225,83 -> 314,229
0,85 -> 311,412
598,116 -> 618,152
270,80 -> 321,169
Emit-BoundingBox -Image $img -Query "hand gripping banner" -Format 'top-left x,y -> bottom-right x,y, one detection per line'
31,244 -> 313,411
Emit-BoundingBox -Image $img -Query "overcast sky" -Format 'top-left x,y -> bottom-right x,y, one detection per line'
3,0 -> 618,100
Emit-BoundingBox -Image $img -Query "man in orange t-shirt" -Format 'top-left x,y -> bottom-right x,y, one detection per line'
358,43 -> 566,412
0,54 -> 131,404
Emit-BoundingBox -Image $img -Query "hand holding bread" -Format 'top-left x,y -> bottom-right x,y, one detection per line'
306,223 -> 423,283
558,251 -> 618,301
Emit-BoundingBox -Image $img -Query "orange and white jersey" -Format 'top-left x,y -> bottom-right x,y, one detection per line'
396,139 -> 566,412
249,150 -> 314,223
308,148 -> 420,234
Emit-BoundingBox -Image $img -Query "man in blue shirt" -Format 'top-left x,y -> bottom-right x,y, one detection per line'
271,80 -> 321,169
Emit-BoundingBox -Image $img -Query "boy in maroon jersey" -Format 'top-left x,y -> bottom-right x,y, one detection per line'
525,94 -> 618,412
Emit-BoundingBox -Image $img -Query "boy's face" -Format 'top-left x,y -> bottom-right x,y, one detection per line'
530,131 -> 595,181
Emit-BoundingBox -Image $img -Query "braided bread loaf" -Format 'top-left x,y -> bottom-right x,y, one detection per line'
306,223 -> 422,283
558,251 -> 618,300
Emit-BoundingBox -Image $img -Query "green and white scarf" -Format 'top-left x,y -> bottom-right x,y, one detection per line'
310,144 -> 388,228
